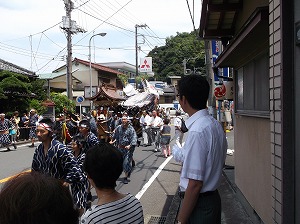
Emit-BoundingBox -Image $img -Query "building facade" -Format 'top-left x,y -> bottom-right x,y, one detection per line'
39,58 -> 126,109
200,0 -> 298,223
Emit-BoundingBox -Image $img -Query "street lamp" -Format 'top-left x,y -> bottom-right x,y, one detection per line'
89,32 -> 106,109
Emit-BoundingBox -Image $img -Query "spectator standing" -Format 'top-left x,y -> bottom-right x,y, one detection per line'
0,113 -> 15,151
149,110 -> 163,152
19,112 -> 29,141
28,109 -> 39,148
110,116 -> 137,184
139,110 -> 151,146
82,143 -> 144,224
11,111 -> 20,141
9,112 -> 19,149
160,118 -> 171,158
173,110 -> 184,147
175,75 -> 227,224
31,118 -> 87,215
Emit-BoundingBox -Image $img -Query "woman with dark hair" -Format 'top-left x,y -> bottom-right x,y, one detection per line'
0,171 -> 79,224
82,142 -> 144,224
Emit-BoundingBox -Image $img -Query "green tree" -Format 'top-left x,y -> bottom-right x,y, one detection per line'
117,73 -> 148,88
147,30 -> 205,81
29,99 -> 47,115
50,92 -> 76,114
0,71 -> 35,113
29,79 -> 47,101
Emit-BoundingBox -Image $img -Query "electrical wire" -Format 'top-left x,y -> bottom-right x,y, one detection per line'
185,0 -> 196,31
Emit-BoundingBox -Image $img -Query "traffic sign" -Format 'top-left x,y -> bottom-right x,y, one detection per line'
76,96 -> 85,103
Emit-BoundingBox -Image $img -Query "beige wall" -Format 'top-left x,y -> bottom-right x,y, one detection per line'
50,63 -> 118,90
72,63 -> 106,87
235,115 -> 272,223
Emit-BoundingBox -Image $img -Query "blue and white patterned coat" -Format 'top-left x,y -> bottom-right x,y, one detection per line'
31,139 -> 87,209
0,118 -> 13,146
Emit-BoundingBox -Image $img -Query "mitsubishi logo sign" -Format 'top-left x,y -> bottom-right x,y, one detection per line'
140,57 -> 152,73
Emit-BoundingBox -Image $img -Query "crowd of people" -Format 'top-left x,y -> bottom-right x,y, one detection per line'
0,74 -> 228,224
0,104 -> 187,223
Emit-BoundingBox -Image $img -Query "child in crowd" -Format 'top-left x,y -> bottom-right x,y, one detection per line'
160,118 -> 171,158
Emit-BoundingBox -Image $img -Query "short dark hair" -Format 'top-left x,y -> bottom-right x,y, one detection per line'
163,118 -> 170,124
84,143 -> 123,189
178,75 -> 210,110
0,172 -> 79,224
72,134 -> 85,147
175,110 -> 181,116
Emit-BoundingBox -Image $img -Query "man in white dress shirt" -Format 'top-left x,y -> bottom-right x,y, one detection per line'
139,110 -> 151,146
149,110 -> 163,152
175,75 -> 227,224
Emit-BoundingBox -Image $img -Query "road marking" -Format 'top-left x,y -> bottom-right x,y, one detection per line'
135,155 -> 173,200
0,169 -> 31,184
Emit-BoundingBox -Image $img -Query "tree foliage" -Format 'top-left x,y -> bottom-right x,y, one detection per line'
0,70 -> 50,114
147,30 -> 205,81
0,71 -> 39,113
30,79 -> 47,101
50,92 -> 76,114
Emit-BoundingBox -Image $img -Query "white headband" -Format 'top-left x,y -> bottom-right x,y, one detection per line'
37,123 -> 53,132
79,124 -> 88,128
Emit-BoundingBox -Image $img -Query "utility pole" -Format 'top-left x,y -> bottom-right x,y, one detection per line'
135,24 -> 147,77
64,0 -> 73,100
62,0 -> 86,100
205,40 -> 217,119
182,59 -> 187,76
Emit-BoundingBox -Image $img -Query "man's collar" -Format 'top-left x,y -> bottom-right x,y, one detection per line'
185,109 -> 209,128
